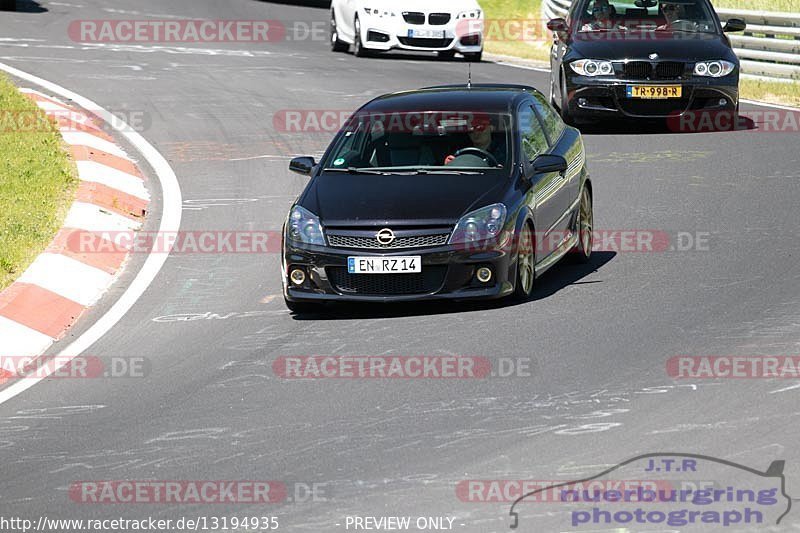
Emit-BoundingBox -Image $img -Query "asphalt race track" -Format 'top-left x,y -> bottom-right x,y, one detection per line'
1,1 -> 800,531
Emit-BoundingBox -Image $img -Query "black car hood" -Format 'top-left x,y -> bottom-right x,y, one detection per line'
303,172 -> 508,227
569,31 -> 734,62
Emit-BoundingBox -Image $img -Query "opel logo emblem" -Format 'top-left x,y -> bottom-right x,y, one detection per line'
376,228 -> 395,245
649,53 -> 659,60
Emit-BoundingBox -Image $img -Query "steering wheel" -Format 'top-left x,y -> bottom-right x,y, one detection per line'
667,19 -> 696,30
452,147 -> 499,167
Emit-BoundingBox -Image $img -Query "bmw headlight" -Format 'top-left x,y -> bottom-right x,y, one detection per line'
286,205 -> 325,246
693,60 -> 735,77
450,203 -> 507,244
364,7 -> 396,17
457,9 -> 482,19
570,59 -> 614,76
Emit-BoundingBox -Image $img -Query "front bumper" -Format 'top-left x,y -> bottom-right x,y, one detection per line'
282,240 -> 515,303
359,13 -> 483,53
564,73 -> 739,120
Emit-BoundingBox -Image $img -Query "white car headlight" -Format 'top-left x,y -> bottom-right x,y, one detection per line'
693,60 -> 735,77
570,59 -> 614,76
287,205 -> 325,246
364,7 -> 396,17
457,9 -> 482,19
450,203 -> 507,244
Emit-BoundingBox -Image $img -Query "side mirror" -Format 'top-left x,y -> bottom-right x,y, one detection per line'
723,18 -> 746,32
531,154 -> 568,174
546,18 -> 568,34
289,156 -> 316,175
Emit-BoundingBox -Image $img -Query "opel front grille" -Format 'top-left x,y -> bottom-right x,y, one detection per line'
327,233 -> 450,250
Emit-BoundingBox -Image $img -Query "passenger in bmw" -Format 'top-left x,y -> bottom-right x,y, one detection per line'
580,0 -> 621,31
444,114 -> 507,167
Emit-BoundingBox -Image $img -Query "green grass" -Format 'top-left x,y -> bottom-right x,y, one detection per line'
480,0 -> 551,63
741,78 -> 800,106
710,0 -> 799,10
0,74 -> 77,290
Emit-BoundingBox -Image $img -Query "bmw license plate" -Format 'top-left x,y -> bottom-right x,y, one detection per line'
408,29 -> 446,39
348,256 -> 421,274
626,85 -> 682,99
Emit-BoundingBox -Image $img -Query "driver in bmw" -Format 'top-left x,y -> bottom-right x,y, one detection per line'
444,114 -> 506,167
658,1 -> 686,28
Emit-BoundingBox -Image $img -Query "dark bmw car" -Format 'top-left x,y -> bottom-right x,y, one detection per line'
281,85 -> 592,312
547,0 -> 746,123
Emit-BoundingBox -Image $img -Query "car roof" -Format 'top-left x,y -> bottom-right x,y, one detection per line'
359,85 -> 543,114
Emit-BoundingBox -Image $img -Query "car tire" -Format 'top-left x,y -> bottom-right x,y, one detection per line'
330,10 -> 348,52
0,0 -> 15,10
464,51 -> 482,62
438,50 -> 456,60
353,17 -> 371,57
570,186 -> 593,264
512,223 -> 535,301
284,298 -> 319,314
559,73 -> 574,125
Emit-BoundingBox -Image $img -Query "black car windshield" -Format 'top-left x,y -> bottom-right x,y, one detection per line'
321,111 -> 513,173
577,0 -> 718,33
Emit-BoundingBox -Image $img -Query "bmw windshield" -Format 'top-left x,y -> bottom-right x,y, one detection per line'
577,0 -> 719,34
321,111 -> 513,173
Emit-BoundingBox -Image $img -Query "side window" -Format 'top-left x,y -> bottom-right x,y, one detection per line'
532,94 -> 565,146
518,105 -> 549,162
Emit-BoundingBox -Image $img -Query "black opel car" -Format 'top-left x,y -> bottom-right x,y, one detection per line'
281,85 -> 592,312
547,0 -> 746,123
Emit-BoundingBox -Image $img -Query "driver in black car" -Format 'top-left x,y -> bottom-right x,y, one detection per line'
658,1 -> 686,28
443,114 -> 506,167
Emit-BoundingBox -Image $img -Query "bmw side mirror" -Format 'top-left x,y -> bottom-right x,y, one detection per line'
531,154 -> 568,174
723,18 -> 746,32
546,18 -> 568,34
289,156 -> 316,175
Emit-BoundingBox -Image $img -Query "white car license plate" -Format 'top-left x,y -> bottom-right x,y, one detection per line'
408,29 -> 445,39
348,256 -> 421,274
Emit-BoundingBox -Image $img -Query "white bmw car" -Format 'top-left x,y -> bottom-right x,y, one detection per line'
330,0 -> 484,61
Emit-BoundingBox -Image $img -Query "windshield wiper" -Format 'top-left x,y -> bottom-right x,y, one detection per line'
411,168 -> 486,175
324,167 -> 391,175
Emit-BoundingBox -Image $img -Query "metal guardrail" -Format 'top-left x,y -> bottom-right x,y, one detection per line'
540,0 -> 800,80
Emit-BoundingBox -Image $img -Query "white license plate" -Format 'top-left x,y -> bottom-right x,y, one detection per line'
408,29 -> 445,39
347,256 -> 421,274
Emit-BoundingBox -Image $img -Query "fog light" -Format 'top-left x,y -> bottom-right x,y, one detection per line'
578,98 -> 588,107
290,268 -> 306,286
719,98 -> 727,107
476,267 -> 493,283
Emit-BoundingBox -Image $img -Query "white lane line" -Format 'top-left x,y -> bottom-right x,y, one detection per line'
17,253 -> 113,307
76,160 -> 150,201
60,131 -> 129,158
0,317 -> 55,358
740,99 -> 800,112
770,382 -> 800,394
0,62 -> 182,405
64,202 -> 142,233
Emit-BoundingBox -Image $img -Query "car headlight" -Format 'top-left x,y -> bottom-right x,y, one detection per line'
693,60 -> 735,77
570,59 -> 614,76
457,9 -> 482,19
449,203 -> 507,244
286,205 -> 325,246
364,7 -> 395,17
